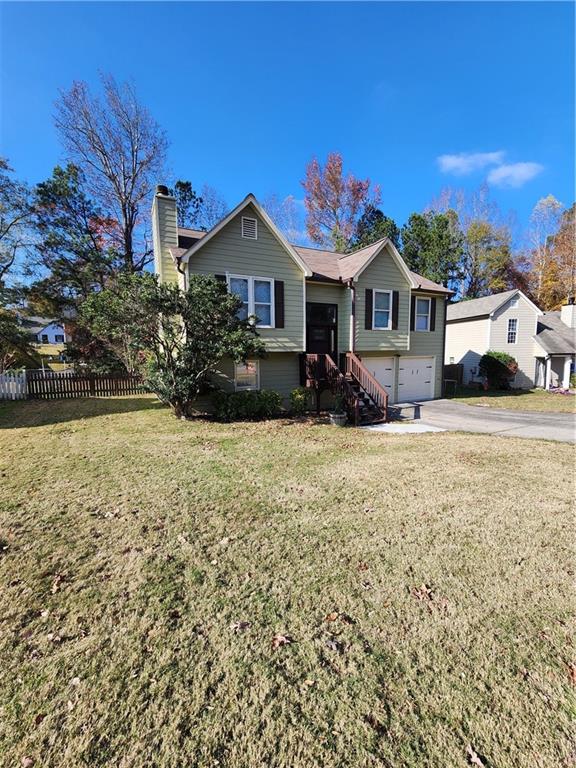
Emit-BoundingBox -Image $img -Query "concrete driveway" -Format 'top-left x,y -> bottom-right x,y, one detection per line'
417,399 -> 576,443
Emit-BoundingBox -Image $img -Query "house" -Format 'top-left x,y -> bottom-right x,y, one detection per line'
25,316 -> 69,371
152,186 -> 452,422
445,290 -> 576,389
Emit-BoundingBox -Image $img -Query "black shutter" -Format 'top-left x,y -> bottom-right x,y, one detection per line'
430,298 -> 436,332
392,291 -> 399,330
215,274 -> 227,284
274,280 -> 285,328
410,295 -> 415,331
365,289 -> 373,330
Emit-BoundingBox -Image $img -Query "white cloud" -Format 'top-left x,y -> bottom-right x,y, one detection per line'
487,162 -> 544,188
437,151 -> 505,175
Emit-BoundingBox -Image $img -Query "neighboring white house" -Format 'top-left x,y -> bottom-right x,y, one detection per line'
445,290 -> 576,390
26,317 -> 68,345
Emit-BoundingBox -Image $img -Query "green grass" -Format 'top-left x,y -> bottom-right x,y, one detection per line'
448,386 -> 576,413
0,397 -> 574,767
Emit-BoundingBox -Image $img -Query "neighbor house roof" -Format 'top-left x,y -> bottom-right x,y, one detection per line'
535,312 -> 576,355
18,315 -> 61,335
176,225 -> 450,293
447,290 -> 542,321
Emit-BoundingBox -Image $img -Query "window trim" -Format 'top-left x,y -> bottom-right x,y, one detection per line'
372,289 -> 392,331
227,274 -> 275,328
234,359 -> 260,391
415,297 -> 431,332
241,216 -> 258,240
507,317 -> 518,344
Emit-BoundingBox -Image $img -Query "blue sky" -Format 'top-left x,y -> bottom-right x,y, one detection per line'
1,1 -> 574,240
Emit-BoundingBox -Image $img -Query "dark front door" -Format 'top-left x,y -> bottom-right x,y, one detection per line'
306,302 -> 338,358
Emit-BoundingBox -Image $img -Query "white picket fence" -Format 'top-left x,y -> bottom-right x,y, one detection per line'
0,371 -> 27,400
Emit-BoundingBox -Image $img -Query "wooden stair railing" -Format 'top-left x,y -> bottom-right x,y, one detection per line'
324,354 -> 361,425
344,352 -> 388,422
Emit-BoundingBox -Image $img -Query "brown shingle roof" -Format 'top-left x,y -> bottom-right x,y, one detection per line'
176,226 -> 450,293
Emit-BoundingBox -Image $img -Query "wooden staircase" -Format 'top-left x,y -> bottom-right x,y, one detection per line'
300,352 -> 388,426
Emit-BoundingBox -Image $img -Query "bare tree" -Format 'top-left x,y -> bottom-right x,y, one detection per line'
528,194 -> 564,306
54,74 -> 168,271
262,193 -> 303,242
0,158 -> 32,291
197,184 -> 227,230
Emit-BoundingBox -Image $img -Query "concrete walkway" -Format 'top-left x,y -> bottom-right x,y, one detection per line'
362,422 -> 446,435
417,399 -> 576,443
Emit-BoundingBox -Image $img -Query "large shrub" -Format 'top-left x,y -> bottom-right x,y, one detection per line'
212,390 -> 283,422
479,350 -> 518,389
81,272 -> 266,418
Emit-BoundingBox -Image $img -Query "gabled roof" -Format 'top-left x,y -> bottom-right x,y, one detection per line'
173,197 -> 450,294
18,315 -> 62,335
178,194 -> 312,276
447,290 -> 542,321
534,312 -> 576,354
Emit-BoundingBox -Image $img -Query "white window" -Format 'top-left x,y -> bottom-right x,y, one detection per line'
507,318 -> 518,344
234,360 -> 259,391
241,216 -> 258,239
373,290 -> 392,330
415,298 -> 431,331
228,275 -> 274,327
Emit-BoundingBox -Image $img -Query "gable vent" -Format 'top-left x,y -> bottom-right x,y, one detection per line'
241,216 -> 258,240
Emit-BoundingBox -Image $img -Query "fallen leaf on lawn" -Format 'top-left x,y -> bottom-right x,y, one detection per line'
303,679 -> 316,687
21,757 -> 34,767
357,561 -> 369,571
412,583 -> 434,601
339,613 -> 355,625
325,638 -> 345,653
230,621 -> 251,633
271,633 -> 293,650
361,581 -> 373,590
325,612 -> 339,622
466,744 -> 486,767
70,677 -> 81,687
51,573 -> 65,594
67,699 -> 75,711
34,713 -> 46,726
568,662 -> 576,686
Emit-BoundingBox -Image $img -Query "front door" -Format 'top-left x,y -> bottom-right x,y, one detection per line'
306,303 -> 338,359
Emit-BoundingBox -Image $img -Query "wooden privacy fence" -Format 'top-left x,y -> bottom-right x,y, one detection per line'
0,371 -> 27,400
0,370 -> 145,400
26,371 -> 145,399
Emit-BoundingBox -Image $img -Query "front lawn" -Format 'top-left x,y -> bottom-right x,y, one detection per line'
0,397 -> 574,767
449,386 -> 576,413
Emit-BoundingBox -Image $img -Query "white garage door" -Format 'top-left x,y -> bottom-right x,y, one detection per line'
365,357 -> 395,403
398,357 -> 435,402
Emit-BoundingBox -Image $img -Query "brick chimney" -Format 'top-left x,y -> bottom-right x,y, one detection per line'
151,185 -> 179,284
560,295 -> 576,329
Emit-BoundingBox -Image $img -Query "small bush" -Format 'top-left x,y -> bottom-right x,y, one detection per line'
289,387 -> 310,416
212,389 -> 283,421
570,372 -> 576,390
479,350 -> 518,389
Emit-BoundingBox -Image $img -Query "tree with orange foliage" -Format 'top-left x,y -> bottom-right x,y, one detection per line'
301,153 -> 380,251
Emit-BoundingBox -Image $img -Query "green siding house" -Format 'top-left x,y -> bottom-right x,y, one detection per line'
152,187 -> 452,417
